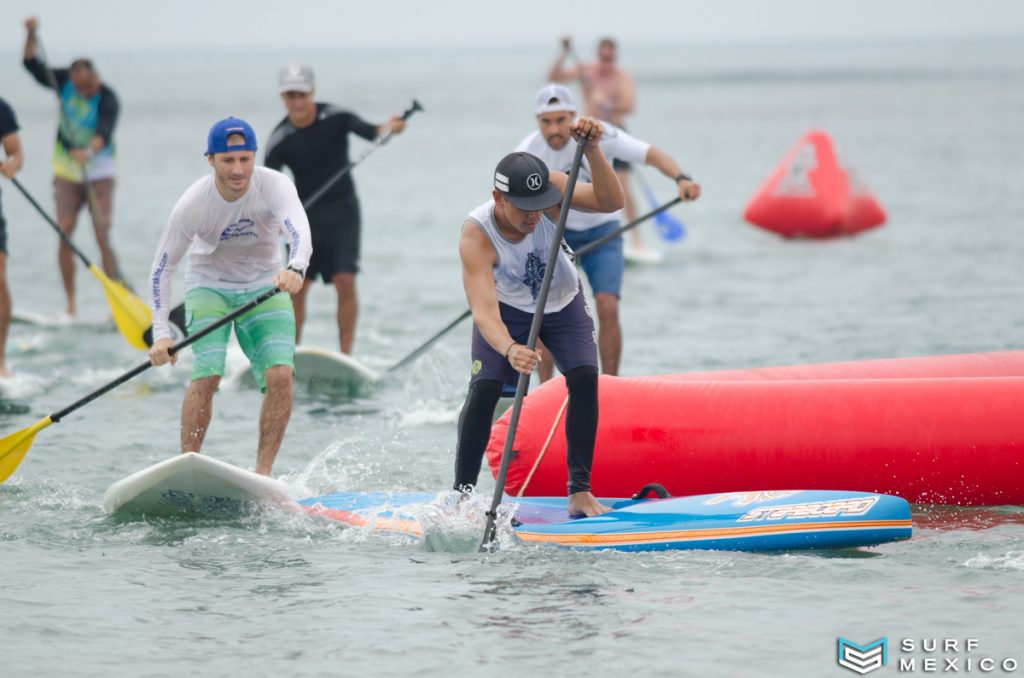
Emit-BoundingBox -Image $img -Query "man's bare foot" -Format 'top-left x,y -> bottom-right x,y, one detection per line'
568,491 -> 612,517
0,367 -> 13,379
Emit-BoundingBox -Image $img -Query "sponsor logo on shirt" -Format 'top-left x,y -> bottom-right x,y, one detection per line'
220,218 -> 257,241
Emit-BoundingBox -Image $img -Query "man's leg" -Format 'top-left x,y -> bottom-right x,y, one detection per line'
233,288 -> 297,476
53,177 -> 83,316
594,292 -> 622,376
455,312 -> 526,492
256,365 -> 293,476
181,375 -> 220,452
537,292 -> 609,517
180,287 -> 232,452
290,278 -> 315,345
562,365 -> 610,517
332,272 -> 357,355
453,379 -> 503,492
85,178 -> 122,282
0,251 -> 11,377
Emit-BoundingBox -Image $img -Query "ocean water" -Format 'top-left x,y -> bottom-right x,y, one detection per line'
1,39 -> 1023,676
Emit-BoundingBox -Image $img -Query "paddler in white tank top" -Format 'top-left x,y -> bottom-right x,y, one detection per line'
456,116 -> 624,518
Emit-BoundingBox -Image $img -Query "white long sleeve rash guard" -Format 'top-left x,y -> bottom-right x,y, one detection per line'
148,167 -> 312,342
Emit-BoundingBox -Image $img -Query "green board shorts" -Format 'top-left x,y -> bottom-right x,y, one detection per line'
185,286 -> 295,391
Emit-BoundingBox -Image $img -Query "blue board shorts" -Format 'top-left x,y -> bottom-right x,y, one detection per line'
185,286 -> 296,391
564,219 -> 624,298
470,286 -> 598,386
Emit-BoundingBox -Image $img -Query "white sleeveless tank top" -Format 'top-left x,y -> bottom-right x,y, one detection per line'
467,200 -> 580,314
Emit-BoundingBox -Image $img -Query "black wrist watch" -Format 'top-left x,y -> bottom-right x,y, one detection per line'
286,264 -> 305,279
675,173 -> 693,183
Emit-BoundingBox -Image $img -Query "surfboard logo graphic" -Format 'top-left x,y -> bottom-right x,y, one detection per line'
837,637 -> 887,674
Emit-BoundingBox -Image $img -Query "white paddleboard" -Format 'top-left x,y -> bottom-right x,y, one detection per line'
231,346 -> 381,395
623,243 -> 664,265
102,452 -> 293,516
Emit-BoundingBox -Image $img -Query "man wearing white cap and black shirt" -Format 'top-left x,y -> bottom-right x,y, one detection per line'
265,62 -> 407,355
517,84 -> 701,379
455,116 -> 624,518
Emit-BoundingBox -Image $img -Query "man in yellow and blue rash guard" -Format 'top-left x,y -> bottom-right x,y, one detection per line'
22,16 -> 124,318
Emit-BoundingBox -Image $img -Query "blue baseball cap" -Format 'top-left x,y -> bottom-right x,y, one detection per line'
205,117 -> 258,155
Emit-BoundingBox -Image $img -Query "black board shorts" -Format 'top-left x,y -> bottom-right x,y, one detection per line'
306,194 -> 361,280
469,286 -> 598,386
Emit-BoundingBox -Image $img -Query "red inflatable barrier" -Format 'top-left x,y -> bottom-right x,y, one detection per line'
486,352 -> 1024,505
743,131 -> 885,238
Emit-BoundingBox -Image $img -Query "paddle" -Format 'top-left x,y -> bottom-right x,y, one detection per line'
0,288 -> 281,485
303,99 -> 424,210
9,177 -> 153,350
480,132 -> 590,550
385,197 -> 682,374
634,171 -> 686,241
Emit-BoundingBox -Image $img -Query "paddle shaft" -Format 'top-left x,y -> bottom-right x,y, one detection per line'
386,197 -> 680,374
480,133 -> 590,550
303,99 -> 423,210
49,289 -> 280,423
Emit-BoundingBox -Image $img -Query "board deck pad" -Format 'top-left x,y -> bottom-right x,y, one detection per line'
103,453 -> 293,517
298,489 -> 913,552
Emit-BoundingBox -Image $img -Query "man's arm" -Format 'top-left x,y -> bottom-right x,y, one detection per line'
270,173 -> 311,294
147,206 -> 194,364
546,118 -> 625,218
91,85 -> 119,154
459,222 -> 538,376
547,36 -> 580,83
0,101 -> 24,179
0,131 -> 24,179
644,146 -> 701,202
22,18 -> 67,90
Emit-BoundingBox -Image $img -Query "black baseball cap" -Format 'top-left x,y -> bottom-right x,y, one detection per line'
493,152 -> 562,211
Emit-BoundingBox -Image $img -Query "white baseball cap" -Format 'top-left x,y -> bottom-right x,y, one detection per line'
279,62 -> 315,93
534,83 -> 576,115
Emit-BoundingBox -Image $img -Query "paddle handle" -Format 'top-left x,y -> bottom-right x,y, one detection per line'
481,133 -> 590,550
50,289 -> 281,423
303,99 -> 423,211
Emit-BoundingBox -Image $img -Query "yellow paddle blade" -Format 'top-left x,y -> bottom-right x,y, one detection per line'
0,417 -> 54,484
89,263 -> 153,351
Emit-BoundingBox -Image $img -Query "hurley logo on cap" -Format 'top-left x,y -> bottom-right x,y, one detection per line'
493,152 -> 562,211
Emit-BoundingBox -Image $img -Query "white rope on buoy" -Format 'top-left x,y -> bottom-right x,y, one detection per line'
516,393 -> 570,498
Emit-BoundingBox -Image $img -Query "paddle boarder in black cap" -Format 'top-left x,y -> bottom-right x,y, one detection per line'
455,116 -> 623,518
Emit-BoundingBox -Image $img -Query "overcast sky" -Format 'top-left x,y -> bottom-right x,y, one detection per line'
1,0 -> 1022,53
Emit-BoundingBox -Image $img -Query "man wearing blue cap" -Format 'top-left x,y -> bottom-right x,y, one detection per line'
147,117 -> 312,476
454,116 -> 623,517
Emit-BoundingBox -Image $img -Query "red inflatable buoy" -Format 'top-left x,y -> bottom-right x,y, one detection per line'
841,169 -> 887,234
486,352 -> 1024,505
744,131 -> 885,238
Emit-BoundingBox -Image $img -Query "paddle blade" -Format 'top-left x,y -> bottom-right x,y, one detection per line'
90,264 -> 153,351
644,188 -> 686,242
0,418 -> 54,484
